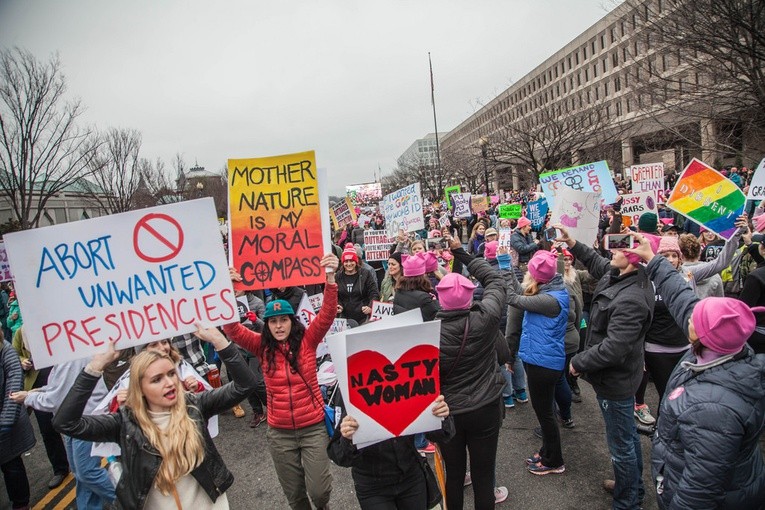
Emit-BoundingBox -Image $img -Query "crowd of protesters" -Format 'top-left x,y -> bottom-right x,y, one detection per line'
1,180 -> 764,510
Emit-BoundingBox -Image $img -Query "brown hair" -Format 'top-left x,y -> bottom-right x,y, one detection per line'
678,233 -> 701,260
395,274 -> 434,293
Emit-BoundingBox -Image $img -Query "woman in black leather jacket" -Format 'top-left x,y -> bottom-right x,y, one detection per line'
53,324 -> 257,509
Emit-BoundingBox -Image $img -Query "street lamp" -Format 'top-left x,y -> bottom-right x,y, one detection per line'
478,136 -> 490,195
196,181 -> 204,198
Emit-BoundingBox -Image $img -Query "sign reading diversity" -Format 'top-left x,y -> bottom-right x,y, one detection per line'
539,161 -> 617,211
527,197 -> 549,230
452,193 -> 472,218
666,158 -> 745,240
382,183 -> 425,236
330,197 -> 357,230
0,242 -> 12,282
620,192 -> 658,227
498,203 -> 522,219
3,199 -> 236,368
363,230 -> 393,262
746,158 -> 765,200
629,162 -> 665,196
228,151 -> 330,290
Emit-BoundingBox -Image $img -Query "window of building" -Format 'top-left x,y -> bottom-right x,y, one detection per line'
577,73 -> 581,86
586,90 -> 591,103
632,13 -> 637,30
623,46 -> 629,61
604,81 -> 609,95
613,52 -> 619,68
662,53 -> 667,72
614,76 -> 621,92
575,52 -> 579,65
585,68 -> 589,81
658,0 -> 663,12
54,208 -> 67,223
583,45 -> 587,60
568,56 -> 572,70
595,87 -> 599,100
554,66 -> 558,79
593,64 -> 598,78
591,40 -> 596,54
602,58 -> 607,73
616,101 -> 622,116
626,98 -> 631,112
633,40 -> 639,57
601,35 -> 605,50
610,26 -> 616,43
563,81 -> 567,93
621,20 -> 626,37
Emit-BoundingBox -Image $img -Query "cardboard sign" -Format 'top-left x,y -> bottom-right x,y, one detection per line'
330,197 -> 357,230
382,183 -> 425,237
666,158 -> 745,240
326,310 -> 442,446
527,198 -> 549,230
3,199 -> 236,368
549,188 -> 600,249
471,194 -> 489,213
364,230 -> 393,262
629,162 -> 665,196
443,185 -> 461,209
370,300 -> 394,321
228,151 -> 331,290
498,203 -> 522,219
308,293 -> 324,312
452,193 -> 472,218
497,228 -> 513,249
0,242 -> 13,282
620,192 -> 658,227
746,158 -> 765,200
539,161 -> 617,211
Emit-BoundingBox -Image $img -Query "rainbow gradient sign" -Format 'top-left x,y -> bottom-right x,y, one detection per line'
666,158 -> 745,240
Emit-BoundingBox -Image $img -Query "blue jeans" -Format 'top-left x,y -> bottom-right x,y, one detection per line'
597,397 -> 644,509
63,436 -> 116,510
500,358 -> 526,396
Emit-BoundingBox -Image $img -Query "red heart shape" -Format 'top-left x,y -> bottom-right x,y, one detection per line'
347,345 -> 440,436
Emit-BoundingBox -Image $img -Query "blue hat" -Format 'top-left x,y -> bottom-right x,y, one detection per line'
264,299 -> 295,319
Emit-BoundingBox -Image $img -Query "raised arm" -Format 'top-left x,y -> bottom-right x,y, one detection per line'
686,217 -> 748,282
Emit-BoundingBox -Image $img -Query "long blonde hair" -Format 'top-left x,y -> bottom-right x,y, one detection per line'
521,271 -> 540,296
126,351 -> 205,495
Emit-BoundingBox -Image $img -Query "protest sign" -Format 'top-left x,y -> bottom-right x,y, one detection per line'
490,195 -> 500,206
317,318 -> 349,358
620,192 -> 658,227
326,310 -> 442,446
629,162 -> 665,196
296,293 -> 317,328
746,158 -> 765,200
438,215 -> 451,228
346,182 -> 383,206
527,197 -> 549,230
444,185 -> 461,209
452,193 -> 472,218
370,300 -> 394,321
497,228 -> 513,249
308,293 -> 324,312
666,158 -> 745,240
539,161 -> 617,211
3,199 -> 236,368
549,188 -> 601,249
357,214 -> 372,228
330,197 -> 357,230
228,151 -> 331,290
382,183 -> 425,236
0,242 -> 12,282
363,230 -> 393,262
471,194 -> 489,213
498,203 -> 522,219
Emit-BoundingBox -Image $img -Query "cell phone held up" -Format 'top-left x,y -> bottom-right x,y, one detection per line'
605,233 -> 637,250
544,227 -> 559,242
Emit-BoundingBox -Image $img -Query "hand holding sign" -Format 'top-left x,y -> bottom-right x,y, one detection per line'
88,341 -> 120,373
193,321 -> 231,351
340,395 -> 449,440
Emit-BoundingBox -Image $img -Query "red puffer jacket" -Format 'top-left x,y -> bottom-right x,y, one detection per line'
223,283 -> 338,430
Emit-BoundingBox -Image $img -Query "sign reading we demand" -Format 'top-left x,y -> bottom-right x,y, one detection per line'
228,151 -> 331,290
4,199 -> 237,368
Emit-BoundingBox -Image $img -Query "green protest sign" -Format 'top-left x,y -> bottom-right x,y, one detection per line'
498,203 -> 522,219
443,185 -> 461,209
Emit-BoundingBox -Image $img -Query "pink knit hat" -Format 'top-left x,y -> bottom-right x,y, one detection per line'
436,273 -> 476,310
692,298 -> 765,354
754,214 -> 765,233
516,217 -> 531,229
423,252 -> 439,273
484,240 -> 499,260
528,250 -> 558,283
401,253 -> 426,277
658,236 -> 682,259
429,229 -> 442,239
624,233 -> 660,266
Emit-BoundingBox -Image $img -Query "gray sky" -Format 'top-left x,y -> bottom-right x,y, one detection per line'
0,0 -> 612,196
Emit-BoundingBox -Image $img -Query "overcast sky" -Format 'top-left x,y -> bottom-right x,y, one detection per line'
0,0 -> 613,196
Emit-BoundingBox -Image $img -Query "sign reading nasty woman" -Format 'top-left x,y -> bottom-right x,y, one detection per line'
228,151 -> 330,290
3,199 -> 237,368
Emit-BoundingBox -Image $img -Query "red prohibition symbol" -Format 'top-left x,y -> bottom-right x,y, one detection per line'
133,213 -> 185,263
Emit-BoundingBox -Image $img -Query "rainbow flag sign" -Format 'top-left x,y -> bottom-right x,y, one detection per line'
666,158 -> 745,240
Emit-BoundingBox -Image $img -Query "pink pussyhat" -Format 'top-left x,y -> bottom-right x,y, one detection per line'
528,249 -> 557,283
429,229 -> 442,238
423,252 -> 440,273
516,217 -> 531,229
484,240 -> 499,260
754,214 -> 765,233
692,297 -> 765,354
401,252 -> 426,277
624,234 -> 661,266
436,273 -> 476,310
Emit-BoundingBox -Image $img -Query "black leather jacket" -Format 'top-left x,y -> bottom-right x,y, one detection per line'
53,343 -> 257,509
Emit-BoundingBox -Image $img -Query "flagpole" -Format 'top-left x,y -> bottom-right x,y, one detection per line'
429,52 -> 442,176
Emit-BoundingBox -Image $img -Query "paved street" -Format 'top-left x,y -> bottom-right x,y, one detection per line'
3,379 -> 673,510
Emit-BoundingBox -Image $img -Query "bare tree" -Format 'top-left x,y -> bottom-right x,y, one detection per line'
133,157 -> 178,209
81,127 -> 143,213
0,48 -> 99,229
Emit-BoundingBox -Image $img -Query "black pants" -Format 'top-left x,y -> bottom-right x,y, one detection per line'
634,370 -> 649,406
644,350 -> 687,405
439,399 -> 502,510
1,455 -> 30,508
354,465 -> 426,510
526,363 -> 564,468
32,367 -> 69,475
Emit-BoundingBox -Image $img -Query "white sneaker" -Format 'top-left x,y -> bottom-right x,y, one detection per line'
494,486 -> 508,504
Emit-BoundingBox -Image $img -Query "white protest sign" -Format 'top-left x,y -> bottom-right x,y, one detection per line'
308,293 -> 324,312
316,318 -> 348,358
3,198 -> 236,368
619,191 -> 658,227
438,215 -> 451,228
549,188 -> 601,249
363,230 -> 393,262
370,300 -> 394,321
296,293 -> 316,327
497,228 -> 513,249
629,162 -> 665,196
539,161 -> 616,211
746,158 -> 765,200
236,296 -> 252,325
382,183 -> 425,237
357,214 -> 372,227
452,193 -> 472,219
0,242 -> 13,282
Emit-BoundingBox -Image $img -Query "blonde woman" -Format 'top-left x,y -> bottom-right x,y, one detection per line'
53,325 -> 257,509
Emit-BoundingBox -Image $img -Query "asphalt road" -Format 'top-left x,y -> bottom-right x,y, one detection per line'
3,379 -> 673,510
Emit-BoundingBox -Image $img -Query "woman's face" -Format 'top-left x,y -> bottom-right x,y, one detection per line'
268,315 -> 292,342
140,358 -> 179,412
499,219 -> 511,228
477,225 -> 486,236
388,258 -> 401,277
702,231 -> 716,242
343,260 -> 358,273
146,340 -> 172,357
663,251 -> 681,270
564,256 -> 573,270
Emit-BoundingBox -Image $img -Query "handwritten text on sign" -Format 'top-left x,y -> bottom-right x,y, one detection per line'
3,199 -> 236,368
228,151 -> 328,290
382,183 -> 425,236
539,161 -> 617,211
629,162 -> 665,196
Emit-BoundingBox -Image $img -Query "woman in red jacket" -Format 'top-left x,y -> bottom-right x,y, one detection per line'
224,253 -> 338,510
